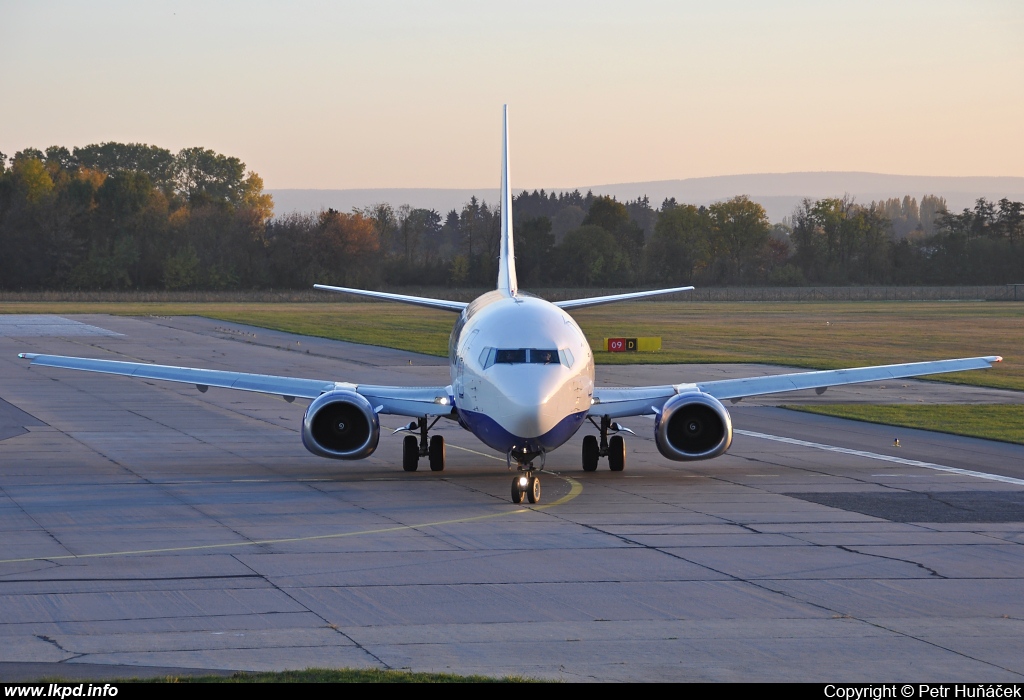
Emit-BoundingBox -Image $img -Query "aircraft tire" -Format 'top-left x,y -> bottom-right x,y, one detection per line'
582,435 -> 599,472
511,477 -> 525,504
527,476 -> 541,504
608,435 -> 626,472
402,435 -> 419,472
428,435 -> 445,471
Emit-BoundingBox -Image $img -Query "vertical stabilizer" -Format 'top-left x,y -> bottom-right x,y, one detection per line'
497,105 -> 518,296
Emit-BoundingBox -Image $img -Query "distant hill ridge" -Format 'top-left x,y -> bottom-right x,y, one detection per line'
269,172 -> 1024,223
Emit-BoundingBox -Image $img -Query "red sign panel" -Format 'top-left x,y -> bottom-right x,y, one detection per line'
607,338 -> 637,352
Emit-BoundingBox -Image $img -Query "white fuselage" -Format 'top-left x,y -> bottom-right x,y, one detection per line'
448,291 -> 594,458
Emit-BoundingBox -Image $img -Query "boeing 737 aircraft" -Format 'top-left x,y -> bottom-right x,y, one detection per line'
19,107 -> 1002,504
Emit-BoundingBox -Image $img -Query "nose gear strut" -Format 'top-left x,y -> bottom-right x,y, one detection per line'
507,446 -> 545,504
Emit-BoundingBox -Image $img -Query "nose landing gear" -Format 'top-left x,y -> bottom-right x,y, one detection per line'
508,447 -> 545,504
582,415 -> 630,472
511,473 -> 541,505
400,416 -> 445,472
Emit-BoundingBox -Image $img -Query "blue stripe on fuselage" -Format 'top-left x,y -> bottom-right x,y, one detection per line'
457,407 -> 588,454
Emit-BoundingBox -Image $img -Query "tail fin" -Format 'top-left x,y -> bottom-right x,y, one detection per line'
497,105 -> 518,296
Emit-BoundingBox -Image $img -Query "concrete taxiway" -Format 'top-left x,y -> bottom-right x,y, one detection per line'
1,314 -> 1023,682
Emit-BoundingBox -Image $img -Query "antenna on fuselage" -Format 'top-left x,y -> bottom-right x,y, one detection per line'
498,105 -> 518,297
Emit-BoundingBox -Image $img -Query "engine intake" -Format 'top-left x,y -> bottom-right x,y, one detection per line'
302,390 -> 379,459
655,391 -> 733,461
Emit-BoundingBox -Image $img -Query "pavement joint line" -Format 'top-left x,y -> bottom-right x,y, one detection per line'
736,429 -> 1024,486
0,476 -> 583,565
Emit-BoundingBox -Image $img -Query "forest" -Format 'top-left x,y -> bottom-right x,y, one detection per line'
1,143 -> 1022,290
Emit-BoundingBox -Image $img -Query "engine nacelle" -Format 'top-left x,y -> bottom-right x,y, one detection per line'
302,390 -> 379,460
655,391 -> 733,461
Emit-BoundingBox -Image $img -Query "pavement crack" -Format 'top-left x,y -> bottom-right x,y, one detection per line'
36,635 -> 64,651
35,635 -> 83,660
854,618 -> 1024,679
229,554 -> 392,671
836,544 -> 945,578
0,488 -> 76,560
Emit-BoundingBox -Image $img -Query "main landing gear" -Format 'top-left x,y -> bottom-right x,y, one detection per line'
509,447 -> 545,505
582,415 -> 629,472
401,416 -> 445,472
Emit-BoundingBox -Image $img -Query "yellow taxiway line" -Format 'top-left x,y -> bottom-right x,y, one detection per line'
0,474 -> 583,565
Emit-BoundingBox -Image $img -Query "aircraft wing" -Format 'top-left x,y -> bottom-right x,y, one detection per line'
555,286 -> 694,310
591,356 -> 1003,418
18,353 -> 454,417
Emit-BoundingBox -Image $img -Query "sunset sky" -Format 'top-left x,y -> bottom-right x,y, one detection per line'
2,1 -> 1021,189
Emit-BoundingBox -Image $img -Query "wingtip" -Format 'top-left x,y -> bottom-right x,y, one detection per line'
17,353 -> 37,360
994,356 -> 1003,363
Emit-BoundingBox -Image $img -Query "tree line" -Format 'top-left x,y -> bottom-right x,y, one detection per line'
0,143 -> 272,290
2,143 -> 1022,290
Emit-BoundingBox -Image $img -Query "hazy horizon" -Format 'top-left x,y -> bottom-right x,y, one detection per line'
267,171 -> 1024,223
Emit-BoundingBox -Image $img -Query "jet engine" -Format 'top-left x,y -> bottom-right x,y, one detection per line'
301,390 -> 379,459
654,391 -> 733,461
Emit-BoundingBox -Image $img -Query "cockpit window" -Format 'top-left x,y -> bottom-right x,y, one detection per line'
480,348 -> 571,369
495,349 -> 526,364
528,349 -> 559,364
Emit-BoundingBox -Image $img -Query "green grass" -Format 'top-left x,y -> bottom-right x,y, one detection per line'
36,668 -> 533,683
0,300 -> 454,356
2,299 -> 1021,391
782,404 -> 1024,445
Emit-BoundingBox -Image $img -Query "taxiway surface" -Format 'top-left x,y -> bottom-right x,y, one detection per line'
1,314 -> 1023,682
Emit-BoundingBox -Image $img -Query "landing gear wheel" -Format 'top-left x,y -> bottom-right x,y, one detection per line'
428,434 -> 446,472
511,476 -> 525,504
608,435 -> 626,472
582,435 -> 599,472
527,475 -> 541,504
402,435 -> 419,472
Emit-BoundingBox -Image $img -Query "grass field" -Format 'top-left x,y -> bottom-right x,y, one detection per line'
782,404 -> 1024,445
2,299 -> 1021,391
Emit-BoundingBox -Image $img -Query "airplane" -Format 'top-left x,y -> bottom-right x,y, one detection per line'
18,106 -> 1002,505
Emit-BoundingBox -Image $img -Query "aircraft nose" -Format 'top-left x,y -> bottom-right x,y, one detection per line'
489,374 -> 565,437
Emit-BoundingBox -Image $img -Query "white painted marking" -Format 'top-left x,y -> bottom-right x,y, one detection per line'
736,429 -> 1024,487
0,315 -> 122,337
447,443 -> 506,462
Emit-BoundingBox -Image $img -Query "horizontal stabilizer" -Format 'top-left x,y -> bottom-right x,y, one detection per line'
314,284 -> 467,312
555,286 -> 694,310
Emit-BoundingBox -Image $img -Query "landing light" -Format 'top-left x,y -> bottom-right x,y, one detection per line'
435,396 -> 449,405
519,476 -> 529,487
